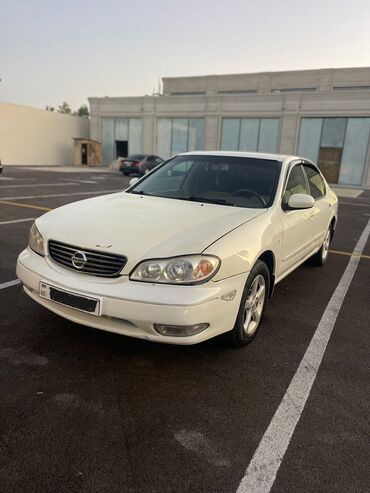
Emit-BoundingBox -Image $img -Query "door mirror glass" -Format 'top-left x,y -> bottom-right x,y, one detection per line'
129,177 -> 139,187
287,193 -> 315,209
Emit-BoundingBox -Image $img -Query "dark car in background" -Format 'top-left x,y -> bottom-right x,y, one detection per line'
119,154 -> 164,176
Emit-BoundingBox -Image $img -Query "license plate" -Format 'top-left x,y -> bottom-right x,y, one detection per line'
39,282 -> 100,316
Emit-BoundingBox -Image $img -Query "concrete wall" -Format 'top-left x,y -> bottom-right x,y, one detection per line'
162,67 -> 370,95
0,102 -> 90,165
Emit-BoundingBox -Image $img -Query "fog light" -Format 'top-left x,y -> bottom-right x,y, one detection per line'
153,323 -> 209,337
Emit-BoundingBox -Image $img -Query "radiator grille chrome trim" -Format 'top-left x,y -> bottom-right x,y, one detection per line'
48,240 -> 127,277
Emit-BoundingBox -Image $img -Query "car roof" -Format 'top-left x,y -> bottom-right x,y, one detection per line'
177,150 -> 298,162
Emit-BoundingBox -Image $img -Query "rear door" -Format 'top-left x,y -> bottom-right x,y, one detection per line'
302,162 -> 331,249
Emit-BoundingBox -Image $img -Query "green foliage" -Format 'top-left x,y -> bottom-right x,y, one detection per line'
73,105 -> 90,118
45,102 -> 90,118
57,102 -> 72,114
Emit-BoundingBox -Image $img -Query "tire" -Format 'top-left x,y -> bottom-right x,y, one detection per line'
122,172 -> 129,176
309,227 -> 331,266
228,260 -> 270,348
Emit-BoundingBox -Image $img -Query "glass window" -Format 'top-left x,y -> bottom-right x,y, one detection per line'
339,118 -> 370,186
115,119 -> 128,141
188,119 -> 205,151
258,119 -> 279,153
221,118 -> 280,153
303,165 -> 326,199
157,118 -> 205,159
128,119 -> 142,156
298,117 -> 370,186
239,119 -> 259,151
298,118 -> 323,163
283,165 -> 308,205
172,119 -> 188,155
157,119 -> 172,159
320,118 -> 347,148
101,118 -> 115,165
101,118 -> 142,165
129,155 -> 281,209
220,119 -> 240,151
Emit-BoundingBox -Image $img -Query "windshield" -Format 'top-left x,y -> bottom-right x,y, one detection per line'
128,155 -> 281,208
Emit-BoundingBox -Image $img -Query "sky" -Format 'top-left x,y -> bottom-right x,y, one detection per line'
1,0 -> 370,110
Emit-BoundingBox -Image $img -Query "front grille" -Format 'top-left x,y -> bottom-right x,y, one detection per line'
48,240 -> 127,278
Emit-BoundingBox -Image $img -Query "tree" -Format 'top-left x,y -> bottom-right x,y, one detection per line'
73,105 -> 90,118
57,102 -> 72,114
45,102 -> 90,118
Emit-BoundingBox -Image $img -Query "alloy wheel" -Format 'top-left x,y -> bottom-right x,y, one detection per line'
243,274 -> 266,335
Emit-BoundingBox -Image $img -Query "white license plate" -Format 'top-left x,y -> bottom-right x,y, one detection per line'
39,282 -> 101,316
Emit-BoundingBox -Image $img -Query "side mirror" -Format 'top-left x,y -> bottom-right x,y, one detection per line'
287,193 -> 314,210
129,177 -> 139,187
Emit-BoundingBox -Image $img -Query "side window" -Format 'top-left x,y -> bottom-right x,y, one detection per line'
154,157 -> 163,164
282,165 -> 308,206
304,165 -> 326,199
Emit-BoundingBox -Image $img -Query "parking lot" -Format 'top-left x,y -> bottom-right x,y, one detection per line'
0,166 -> 369,493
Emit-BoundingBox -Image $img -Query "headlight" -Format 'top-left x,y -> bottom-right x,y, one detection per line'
28,222 -> 44,256
130,255 -> 220,284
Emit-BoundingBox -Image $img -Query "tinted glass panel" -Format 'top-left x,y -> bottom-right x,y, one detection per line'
298,118 -> 322,162
283,165 -> 308,205
339,118 -> 370,185
321,118 -> 346,148
304,166 -> 326,199
221,118 -> 279,153
129,155 -> 281,209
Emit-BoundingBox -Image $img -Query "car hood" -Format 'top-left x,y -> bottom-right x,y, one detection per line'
37,192 -> 265,273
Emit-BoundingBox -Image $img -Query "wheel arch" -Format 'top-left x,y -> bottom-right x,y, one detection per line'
257,250 -> 276,298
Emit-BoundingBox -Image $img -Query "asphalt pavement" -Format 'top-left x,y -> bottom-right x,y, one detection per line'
0,166 -> 369,493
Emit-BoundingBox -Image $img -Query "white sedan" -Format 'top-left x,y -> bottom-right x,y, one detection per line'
16,152 -> 338,347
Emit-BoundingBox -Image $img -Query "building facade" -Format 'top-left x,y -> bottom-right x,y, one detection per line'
89,67 -> 370,187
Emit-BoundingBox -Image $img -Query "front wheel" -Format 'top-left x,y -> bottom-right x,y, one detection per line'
228,260 -> 270,347
310,227 -> 331,266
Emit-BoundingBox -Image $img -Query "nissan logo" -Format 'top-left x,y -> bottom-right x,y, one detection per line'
71,250 -> 88,269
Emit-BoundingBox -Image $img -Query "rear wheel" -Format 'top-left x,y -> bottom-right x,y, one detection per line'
122,171 -> 129,176
228,260 -> 270,347
310,227 -> 331,266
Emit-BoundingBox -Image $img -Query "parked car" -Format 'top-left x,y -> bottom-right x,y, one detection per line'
119,154 -> 163,176
17,152 -> 337,347
0,158 -> 2,174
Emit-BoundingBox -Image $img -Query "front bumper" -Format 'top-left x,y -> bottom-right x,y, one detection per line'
16,248 -> 248,345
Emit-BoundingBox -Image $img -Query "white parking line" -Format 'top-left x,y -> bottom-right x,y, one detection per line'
65,179 -> 99,184
0,182 -> 78,189
236,218 -> 370,493
0,189 -> 121,200
0,217 -> 35,225
340,201 -> 370,208
0,279 -> 21,290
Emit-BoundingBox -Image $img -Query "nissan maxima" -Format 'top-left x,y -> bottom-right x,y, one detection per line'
16,152 -> 338,347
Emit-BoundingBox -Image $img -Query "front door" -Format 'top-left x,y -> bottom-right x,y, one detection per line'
277,163 -> 317,276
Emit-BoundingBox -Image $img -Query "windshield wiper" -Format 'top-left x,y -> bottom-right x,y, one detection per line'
130,190 -> 152,195
184,196 -> 237,206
